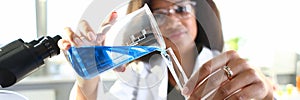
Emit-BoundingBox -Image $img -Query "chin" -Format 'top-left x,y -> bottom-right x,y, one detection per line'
170,37 -> 194,47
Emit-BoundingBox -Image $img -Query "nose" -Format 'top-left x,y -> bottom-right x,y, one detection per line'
160,14 -> 185,34
166,9 -> 181,22
167,14 -> 181,21
159,10 -> 185,31
163,14 -> 182,28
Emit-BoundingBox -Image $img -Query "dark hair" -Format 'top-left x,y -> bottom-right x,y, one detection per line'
194,20 -> 207,53
193,0 -> 224,52
129,0 -> 223,52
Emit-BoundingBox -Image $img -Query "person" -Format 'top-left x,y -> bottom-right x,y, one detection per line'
58,0 -> 275,99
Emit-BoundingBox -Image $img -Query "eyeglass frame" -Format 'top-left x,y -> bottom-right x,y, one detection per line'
152,1 -> 197,25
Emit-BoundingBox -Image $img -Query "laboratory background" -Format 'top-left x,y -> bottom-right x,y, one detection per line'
1,0 -> 300,100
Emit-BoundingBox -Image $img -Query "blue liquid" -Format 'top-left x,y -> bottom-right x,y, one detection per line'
67,46 -> 162,79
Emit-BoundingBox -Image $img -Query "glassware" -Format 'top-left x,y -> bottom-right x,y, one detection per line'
68,46 -> 162,79
66,1 -> 188,99
66,4 -> 166,79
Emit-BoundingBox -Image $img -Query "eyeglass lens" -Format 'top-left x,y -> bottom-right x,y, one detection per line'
153,1 -> 196,25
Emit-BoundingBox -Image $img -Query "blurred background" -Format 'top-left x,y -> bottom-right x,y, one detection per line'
0,0 -> 300,99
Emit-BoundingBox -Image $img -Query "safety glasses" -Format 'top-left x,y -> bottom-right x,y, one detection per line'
152,1 -> 196,25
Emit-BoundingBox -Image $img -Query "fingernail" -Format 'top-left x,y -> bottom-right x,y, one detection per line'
87,32 -> 96,40
63,43 -> 70,48
182,86 -> 189,95
109,11 -> 117,21
111,11 -> 117,16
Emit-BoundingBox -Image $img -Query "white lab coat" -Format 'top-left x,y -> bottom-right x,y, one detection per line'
69,47 -> 219,100
0,90 -> 28,100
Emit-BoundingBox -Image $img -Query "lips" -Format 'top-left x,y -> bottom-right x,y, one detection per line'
167,30 -> 187,40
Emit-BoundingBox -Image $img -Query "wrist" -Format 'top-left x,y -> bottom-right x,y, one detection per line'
76,75 -> 100,88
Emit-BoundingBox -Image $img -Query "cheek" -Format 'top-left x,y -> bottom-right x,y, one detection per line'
183,19 -> 197,40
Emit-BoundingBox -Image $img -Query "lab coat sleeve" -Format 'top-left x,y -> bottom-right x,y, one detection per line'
0,90 -> 28,100
97,62 -> 168,100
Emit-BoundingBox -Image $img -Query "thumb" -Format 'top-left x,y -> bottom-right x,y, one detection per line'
57,39 -> 73,63
99,11 -> 118,33
57,39 -> 71,50
100,11 -> 117,27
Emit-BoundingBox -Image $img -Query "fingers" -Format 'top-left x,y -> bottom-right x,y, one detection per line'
226,82 -> 268,100
101,11 -> 117,26
96,12 -> 118,45
184,50 -> 271,100
78,20 -> 96,42
95,33 -> 106,46
62,12 -> 118,47
224,68 -> 269,100
113,65 -> 126,72
188,68 -> 227,99
64,27 -> 88,46
64,27 -> 78,45
66,20 -> 105,47
57,39 -> 71,50
183,50 -> 239,96
211,69 -> 257,99
188,56 -> 250,99
99,12 -> 117,34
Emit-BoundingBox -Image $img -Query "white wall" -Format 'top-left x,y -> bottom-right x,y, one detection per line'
214,0 -> 300,74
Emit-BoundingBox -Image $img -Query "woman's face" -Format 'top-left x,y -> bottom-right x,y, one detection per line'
151,0 -> 198,47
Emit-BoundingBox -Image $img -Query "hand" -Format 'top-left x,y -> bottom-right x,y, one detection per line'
58,12 -> 126,72
58,11 -> 117,49
57,12 -> 125,100
182,50 -> 274,100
